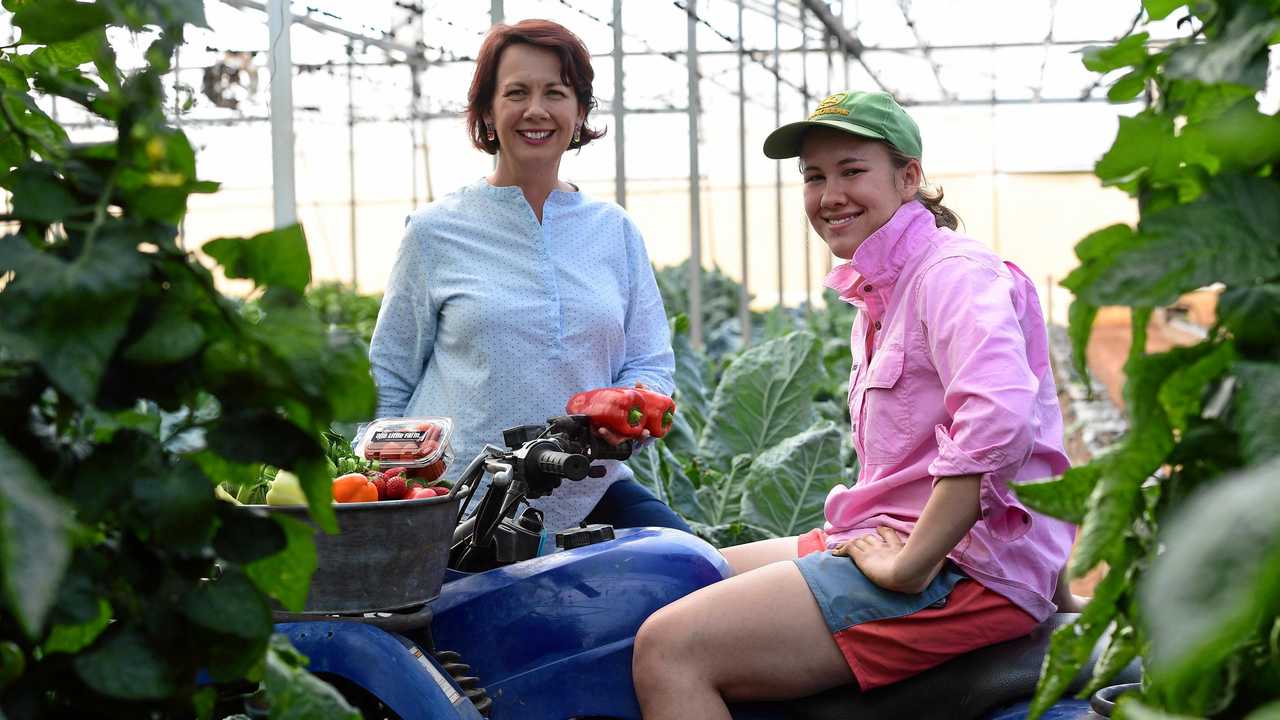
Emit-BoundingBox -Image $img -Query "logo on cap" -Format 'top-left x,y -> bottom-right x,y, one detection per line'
809,92 -> 849,120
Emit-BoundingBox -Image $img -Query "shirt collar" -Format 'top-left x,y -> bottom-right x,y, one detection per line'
823,200 -> 937,303
474,177 -> 585,207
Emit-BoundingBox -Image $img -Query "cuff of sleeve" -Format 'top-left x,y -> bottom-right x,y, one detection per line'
929,425 -> 1032,541
928,424 -> 1009,476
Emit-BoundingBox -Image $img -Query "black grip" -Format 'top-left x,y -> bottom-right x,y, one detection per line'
530,446 -> 590,481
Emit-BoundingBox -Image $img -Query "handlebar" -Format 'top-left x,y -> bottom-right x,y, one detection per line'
527,444 -> 589,481
449,415 -> 631,572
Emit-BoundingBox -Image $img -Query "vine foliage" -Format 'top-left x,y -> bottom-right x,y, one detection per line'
1013,1 -> 1280,717
1,1 -> 369,717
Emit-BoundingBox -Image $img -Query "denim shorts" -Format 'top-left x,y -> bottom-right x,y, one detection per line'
793,530 -> 1038,689
794,548 -> 966,633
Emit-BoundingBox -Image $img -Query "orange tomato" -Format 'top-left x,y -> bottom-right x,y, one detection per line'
332,473 -> 378,503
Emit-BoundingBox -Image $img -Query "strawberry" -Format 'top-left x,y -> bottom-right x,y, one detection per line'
384,476 -> 408,500
382,467 -> 407,480
406,486 -> 436,500
370,475 -> 388,501
406,461 -> 445,483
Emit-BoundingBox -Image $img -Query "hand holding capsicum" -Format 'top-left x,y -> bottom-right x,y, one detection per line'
632,384 -> 677,438
566,387 -> 649,443
565,385 -> 678,445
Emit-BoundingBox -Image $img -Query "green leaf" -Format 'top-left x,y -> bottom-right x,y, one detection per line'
1143,0 -> 1185,21
12,0 -> 111,43
1014,464 -> 1100,525
130,458 -> 217,548
245,514 -> 317,612
0,60 -> 25,90
297,454 -> 337,534
688,520 -> 771,549
1,90 -> 69,158
742,422 -> 843,537
1165,6 -> 1278,90
696,455 -> 753,526
206,410 -> 322,469
629,442 -> 665,499
1113,696 -> 1203,720
0,233 -> 150,404
1233,361 -> 1280,464
108,0 -> 210,30
628,443 -> 706,525
657,444 -> 706,523
214,506 -> 287,564
1081,621 -> 1140,697
263,635 -> 360,720
203,225 -> 311,294
1183,99 -> 1280,172
1218,284 -> 1280,351
1067,177 -> 1280,308
699,331 -> 822,464
0,437 -> 75,638
42,598 -> 110,655
30,30 -> 105,68
1027,545 -> 1131,719
1082,32 -> 1151,73
670,314 -> 711,446
1093,113 -> 1180,192
123,304 -> 206,364
74,625 -> 177,700
193,687 -> 218,720
1158,342 -> 1235,432
1067,298 -> 1099,387
1244,701 -> 1280,720
10,163 -> 80,222
1108,68 -> 1149,102
1142,457 -> 1280,688
1071,345 -> 1206,576
182,565 -> 273,640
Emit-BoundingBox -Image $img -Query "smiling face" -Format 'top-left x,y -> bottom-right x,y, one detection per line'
485,43 -> 583,172
799,129 -> 921,260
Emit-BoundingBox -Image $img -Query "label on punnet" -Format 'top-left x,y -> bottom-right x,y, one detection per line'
372,429 -> 428,443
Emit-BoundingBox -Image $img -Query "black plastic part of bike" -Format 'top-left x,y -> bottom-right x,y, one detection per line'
434,650 -> 493,717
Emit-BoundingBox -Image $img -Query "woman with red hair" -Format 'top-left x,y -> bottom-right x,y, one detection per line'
369,20 -> 688,535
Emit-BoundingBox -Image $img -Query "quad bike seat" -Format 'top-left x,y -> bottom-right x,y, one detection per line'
733,613 -> 1140,720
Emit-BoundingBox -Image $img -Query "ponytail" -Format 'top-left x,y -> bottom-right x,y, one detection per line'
886,144 -> 961,231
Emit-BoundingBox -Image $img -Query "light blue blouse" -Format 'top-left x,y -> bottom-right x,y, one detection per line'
369,178 -> 676,531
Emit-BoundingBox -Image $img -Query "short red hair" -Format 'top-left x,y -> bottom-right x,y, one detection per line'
466,19 -> 604,155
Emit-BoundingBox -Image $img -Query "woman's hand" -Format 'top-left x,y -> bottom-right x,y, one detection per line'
833,527 -> 940,594
596,426 -> 650,446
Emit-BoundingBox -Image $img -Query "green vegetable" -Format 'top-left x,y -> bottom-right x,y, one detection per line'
266,472 -> 308,506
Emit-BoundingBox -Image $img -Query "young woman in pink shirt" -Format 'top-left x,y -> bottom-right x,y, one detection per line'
632,91 -> 1080,719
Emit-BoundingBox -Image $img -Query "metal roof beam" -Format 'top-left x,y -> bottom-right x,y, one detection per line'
219,0 -> 427,61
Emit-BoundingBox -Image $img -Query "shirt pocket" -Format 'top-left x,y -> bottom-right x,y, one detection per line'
860,343 -> 913,465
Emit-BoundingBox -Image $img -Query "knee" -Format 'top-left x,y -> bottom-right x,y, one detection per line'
633,605 -> 693,691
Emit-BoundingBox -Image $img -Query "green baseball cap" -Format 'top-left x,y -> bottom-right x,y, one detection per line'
762,90 -> 922,160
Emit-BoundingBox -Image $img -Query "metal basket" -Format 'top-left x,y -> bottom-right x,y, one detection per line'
242,492 -> 460,614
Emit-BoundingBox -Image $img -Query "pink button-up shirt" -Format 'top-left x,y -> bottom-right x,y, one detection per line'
822,200 -> 1075,621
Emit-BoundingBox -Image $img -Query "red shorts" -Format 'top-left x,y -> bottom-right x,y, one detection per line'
797,528 -> 1039,690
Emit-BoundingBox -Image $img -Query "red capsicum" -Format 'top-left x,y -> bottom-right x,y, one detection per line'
565,387 -> 647,438
633,385 -> 677,438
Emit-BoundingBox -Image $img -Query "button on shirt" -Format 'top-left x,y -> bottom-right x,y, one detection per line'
369,179 -> 676,532
822,200 -> 1075,620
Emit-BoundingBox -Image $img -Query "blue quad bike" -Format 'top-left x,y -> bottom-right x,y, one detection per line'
252,415 -> 1138,720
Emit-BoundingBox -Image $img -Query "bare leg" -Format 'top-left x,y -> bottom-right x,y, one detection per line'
633,560 -> 852,720
721,536 -> 800,575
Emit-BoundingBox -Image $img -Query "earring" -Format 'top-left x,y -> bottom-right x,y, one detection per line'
572,125 -> 581,145
486,124 -> 495,142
